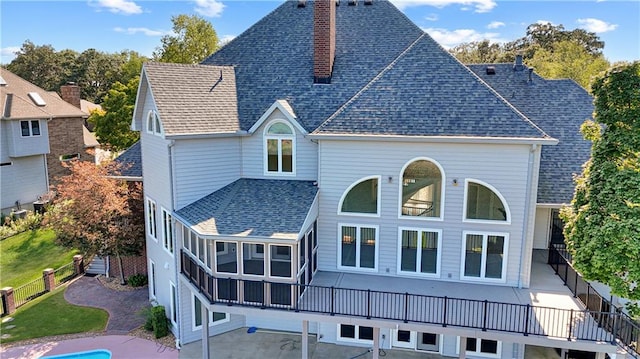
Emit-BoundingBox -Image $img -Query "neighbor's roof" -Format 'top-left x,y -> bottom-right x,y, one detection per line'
176,179 -> 318,239
314,34 -> 548,139
142,62 -> 239,136
467,64 -> 594,204
202,0 -> 424,133
112,141 -> 142,179
83,125 -> 100,148
0,69 -> 87,120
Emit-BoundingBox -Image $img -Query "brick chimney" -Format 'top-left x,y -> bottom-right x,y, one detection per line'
60,82 -> 81,108
313,0 -> 336,84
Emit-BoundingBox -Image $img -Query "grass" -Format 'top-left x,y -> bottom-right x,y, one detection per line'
0,287 -> 108,344
0,229 -> 79,288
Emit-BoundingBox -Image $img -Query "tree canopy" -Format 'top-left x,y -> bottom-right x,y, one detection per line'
45,160 -> 145,284
560,62 -> 640,317
88,77 -> 140,151
153,14 -> 219,64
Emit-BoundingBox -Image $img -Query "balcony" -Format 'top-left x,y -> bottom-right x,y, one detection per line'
181,250 -> 637,355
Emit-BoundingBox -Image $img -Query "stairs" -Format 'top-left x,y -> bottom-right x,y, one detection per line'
85,256 -> 107,276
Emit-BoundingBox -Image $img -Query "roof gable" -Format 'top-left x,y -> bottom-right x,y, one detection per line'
139,62 -> 239,137
249,99 -> 306,135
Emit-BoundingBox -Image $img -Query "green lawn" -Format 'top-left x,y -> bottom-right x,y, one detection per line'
0,287 -> 108,344
0,229 -> 79,288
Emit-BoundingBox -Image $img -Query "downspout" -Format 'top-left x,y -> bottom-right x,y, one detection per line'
167,139 -> 181,347
518,144 -> 537,288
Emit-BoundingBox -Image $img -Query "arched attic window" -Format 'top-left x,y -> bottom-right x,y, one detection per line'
146,110 -> 162,135
264,121 -> 295,174
400,159 -> 444,218
465,180 -> 510,222
339,176 -> 380,215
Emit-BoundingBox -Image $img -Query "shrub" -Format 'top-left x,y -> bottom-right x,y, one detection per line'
127,274 -> 148,287
151,306 -> 169,338
139,306 -> 154,331
0,211 -> 43,239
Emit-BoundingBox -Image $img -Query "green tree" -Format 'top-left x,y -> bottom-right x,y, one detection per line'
88,77 -> 140,151
528,40 -> 609,89
153,14 -> 218,64
560,62 -> 640,317
6,40 -> 75,91
449,40 -> 507,64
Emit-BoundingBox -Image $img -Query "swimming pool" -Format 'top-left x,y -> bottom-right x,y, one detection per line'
40,349 -> 111,359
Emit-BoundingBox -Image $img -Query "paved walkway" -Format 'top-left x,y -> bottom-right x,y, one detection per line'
0,335 -> 179,359
64,275 -> 149,334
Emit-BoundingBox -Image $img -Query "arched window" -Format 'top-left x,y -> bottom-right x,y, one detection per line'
264,121 -> 295,174
339,177 -> 380,215
400,159 -> 443,218
147,110 -> 162,135
464,180 -> 509,222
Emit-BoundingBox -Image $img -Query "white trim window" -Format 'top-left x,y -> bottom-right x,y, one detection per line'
397,228 -> 441,277
269,244 -> 293,278
264,120 -> 295,175
338,224 -> 378,271
192,294 -> 230,330
463,179 -> 511,224
399,158 -> 445,220
149,259 -> 156,299
20,120 -> 41,137
215,241 -> 238,274
338,176 -> 381,217
457,337 -> 502,358
162,208 -> 174,255
169,281 -> 177,327
461,231 -> 509,282
242,243 -> 265,276
146,110 -> 162,135
337,324 -> 374,344
146,198 -> 157,240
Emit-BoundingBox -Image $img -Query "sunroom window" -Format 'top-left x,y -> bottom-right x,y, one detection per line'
265,121 -> 294,174
340,177 -> 379,215
401,159 -> 443,218
465,181 -> 509,221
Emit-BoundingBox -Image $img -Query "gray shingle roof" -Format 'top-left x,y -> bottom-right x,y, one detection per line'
467,64 -> 593,204
176,179 -> 318,238
202,0 -> 424,132
143,62 -> 239,136
113,141 -> 142,179
314,35 -> 548,138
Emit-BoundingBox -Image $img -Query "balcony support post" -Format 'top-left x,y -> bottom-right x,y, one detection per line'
458,337 -> 467,358
301,320 -> 309,359
372,327 -> 380,359
201,303 -> 210,359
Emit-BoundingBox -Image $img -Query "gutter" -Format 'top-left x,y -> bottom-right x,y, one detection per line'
307,134 -> 558,146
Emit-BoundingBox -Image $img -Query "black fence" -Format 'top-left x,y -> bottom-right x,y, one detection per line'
549,244 -> 639,358
182,250 -> 636,348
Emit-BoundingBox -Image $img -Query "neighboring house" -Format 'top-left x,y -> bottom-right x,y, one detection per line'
132,2 -> 631,359
0,70 -> 91,214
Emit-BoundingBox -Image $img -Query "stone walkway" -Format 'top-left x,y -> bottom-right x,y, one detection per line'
64,275 -> 150,334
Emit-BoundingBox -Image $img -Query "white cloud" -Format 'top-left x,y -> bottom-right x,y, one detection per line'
219,34 -> 236,46
535,19 -> 554,26
193,0 -> 225,17
113,27 -> 167,36
487,21 -> 504,29
90,0 -> 142,15
576,18 -> 618,33
424,28 -> 504,48
0,46 -> 21,64
392,0 -> 496,13
425,13 -> 439,21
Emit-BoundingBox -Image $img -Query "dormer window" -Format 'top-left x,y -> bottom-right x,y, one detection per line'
146,110 -> 162,136
264,120 -> 295,175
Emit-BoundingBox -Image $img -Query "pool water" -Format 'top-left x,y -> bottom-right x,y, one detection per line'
40,349 -> 112,359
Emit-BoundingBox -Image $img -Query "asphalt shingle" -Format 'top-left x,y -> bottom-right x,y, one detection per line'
113,141 -> 142,178
176,179 -> 318,239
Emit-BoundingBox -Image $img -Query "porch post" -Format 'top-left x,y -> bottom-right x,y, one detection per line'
301,320 -> 309,359
372,327 -> 380,359
201,305 -> 210,359
458,337 -> 466,359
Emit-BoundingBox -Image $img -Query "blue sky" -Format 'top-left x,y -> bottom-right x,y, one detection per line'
1,0 -> 638,65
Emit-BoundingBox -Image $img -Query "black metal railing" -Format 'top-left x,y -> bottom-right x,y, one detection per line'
182,250 -> 636,348
549,244 -> 639,358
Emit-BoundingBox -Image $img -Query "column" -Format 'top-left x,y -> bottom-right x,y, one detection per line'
1,287 -> 15,315
43,268 -> 55,292
201,304 -> 210,359
372,327 -> 380,359
458,337 -> 466,359
301,320 -> 309,359
73,255 -> 84,275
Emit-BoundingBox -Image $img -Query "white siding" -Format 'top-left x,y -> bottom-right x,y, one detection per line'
6,119 -> 49,157
178,282 -> 244,345
241,109 -> 317,180
0,155 -> 48,213
533,207 -> 551,249
317,140 -> 536,287
173,137 -> 241,210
